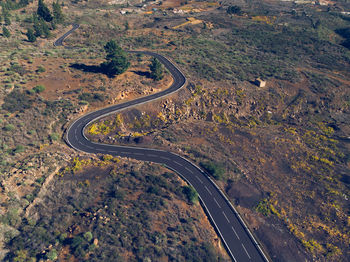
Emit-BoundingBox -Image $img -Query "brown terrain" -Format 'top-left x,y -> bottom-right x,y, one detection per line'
1,0 -> 350,261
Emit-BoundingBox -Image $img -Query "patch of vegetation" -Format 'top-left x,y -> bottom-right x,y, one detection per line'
100,40 -> 130,77
32,85 -> 45,93
200,161 -> 225,180
6,162 -> 224,261
149,57 -> 164,81
78,92 -> 105,102
182,186 -> 198,204
2,90 -> 33,113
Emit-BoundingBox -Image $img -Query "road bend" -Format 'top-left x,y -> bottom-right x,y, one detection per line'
56,24 -> 269,262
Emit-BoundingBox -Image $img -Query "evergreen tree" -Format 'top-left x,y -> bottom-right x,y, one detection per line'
52,0 -> 64,24
149,57 -> 164,81
104,40 -> 122,60
3,26 -> 10,38
227,5 -> 242,15
33,15 -> 43,37
101,40 -> 130,77
33,15 -> 50,38
37,0 -> 53,22
40,18 -> 51,38
26,28 -> 36,42
3,9 -> 11,25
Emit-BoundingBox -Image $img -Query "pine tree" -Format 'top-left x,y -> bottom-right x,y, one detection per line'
3,9 -> 11,25
3,26 -> 10,38
33,15 -> 50,38
26,28 -> 36,42
52,0 -> 64,24
149,57 -> 164,81
101,40 -> 130,77
33,15 -> 43,37
40,18 -> 51,38
37,0 -> 53,22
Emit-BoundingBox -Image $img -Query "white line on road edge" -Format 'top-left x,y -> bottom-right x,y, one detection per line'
204,186 -> 212,195
165,165 -> 237,262
231,226 -> 240,240
222,211 -> 230,223
214,197 -> 221,208
61,26 -> 268,261
242,243 -> 251,259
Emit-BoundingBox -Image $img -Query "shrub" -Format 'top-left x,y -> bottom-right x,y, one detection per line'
83,232 -> 93,242
26,28 -> 36,42
46,249 -> 57,260
200,161 -> 225,180
3,26 -> 10,38
49,133 -> 60,141
36,66 -> 45,73
4,124 -> 15,131
32,85 -> 45,93
78,93 -> 105,102
182,186 -> 198,204
14,145 -> 25,154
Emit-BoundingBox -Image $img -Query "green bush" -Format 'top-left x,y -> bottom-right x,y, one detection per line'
46,249 -> 57,260
36,66 -> 46,73
32,85 -> 45,93
200,161 -> 225,180
3,26 -> 10,38
49,133 -> 60,141
182,186 -> 198,204
78,93 -> 105,102
4,124 -> 15,131
26,28 -> 36,42
14,145 -> 25,154
83,232 -> 93,242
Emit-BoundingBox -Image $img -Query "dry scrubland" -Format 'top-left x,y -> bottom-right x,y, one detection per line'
1,0 -> 350,261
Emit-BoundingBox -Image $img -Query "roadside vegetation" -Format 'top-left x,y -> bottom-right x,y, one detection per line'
0,0 -> 349,261
6,158 -> 226,261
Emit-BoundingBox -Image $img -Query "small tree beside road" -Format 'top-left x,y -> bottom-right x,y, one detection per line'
101,40 -> 130,77
149,57 -> 164,81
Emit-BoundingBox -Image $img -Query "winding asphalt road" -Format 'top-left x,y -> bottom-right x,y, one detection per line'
57,25 -> 269,262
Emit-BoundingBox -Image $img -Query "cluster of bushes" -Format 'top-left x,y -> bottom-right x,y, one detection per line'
178,13 -> 349,82
25,0 -> 64,42
6,164 -> 221,261
78,92 -> 105,102
2,90 -> 33,113
1,0 -> 30,38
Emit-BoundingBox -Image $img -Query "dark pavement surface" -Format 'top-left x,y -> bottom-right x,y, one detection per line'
57,25 -> 268,262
